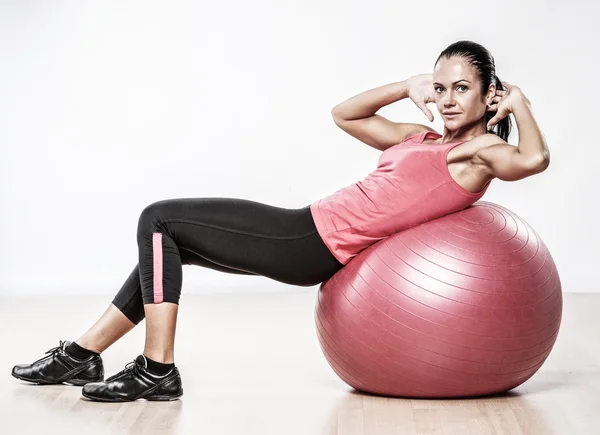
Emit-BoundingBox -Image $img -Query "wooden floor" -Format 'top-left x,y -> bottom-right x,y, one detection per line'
1,291 -> 598,435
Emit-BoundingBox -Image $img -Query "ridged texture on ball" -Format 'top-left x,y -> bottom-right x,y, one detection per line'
315,201 -> 562,398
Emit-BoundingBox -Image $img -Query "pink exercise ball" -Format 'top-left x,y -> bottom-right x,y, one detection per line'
315,201 -> 562,398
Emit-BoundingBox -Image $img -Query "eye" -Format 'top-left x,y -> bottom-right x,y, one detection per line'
457,85 -> 468,92
434,86 -> 444,93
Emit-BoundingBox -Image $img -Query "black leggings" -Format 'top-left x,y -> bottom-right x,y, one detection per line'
111,197 -> 344,324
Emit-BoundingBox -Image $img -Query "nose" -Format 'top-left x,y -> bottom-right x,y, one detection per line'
444,92 -> 456,107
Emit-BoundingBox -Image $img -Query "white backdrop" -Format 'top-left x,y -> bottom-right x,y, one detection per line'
1,0 -> 597,295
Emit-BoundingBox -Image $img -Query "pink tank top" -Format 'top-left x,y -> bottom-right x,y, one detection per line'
310,130 -> 491,265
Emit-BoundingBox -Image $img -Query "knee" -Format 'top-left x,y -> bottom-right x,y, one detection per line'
137,200 -> 170,236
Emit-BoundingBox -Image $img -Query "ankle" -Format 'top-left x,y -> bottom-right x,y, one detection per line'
74,339 -> 103,354
143,350 -> 174,364
141,355 -> 175,375
66,341 -> 100,359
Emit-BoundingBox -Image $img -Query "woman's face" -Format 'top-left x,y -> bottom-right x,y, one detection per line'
432,56 -> 492,130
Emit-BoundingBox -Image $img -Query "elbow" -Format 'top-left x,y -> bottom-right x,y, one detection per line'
331,106 -> 342,119
525,153 -> 550,176
532,152 -> 550,172
331,107 -> 346,125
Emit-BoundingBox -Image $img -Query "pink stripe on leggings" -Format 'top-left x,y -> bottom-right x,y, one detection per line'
152,232 -> 164,303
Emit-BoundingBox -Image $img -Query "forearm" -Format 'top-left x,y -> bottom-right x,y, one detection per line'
332,80 -> 409,120
512,96 -> 550,162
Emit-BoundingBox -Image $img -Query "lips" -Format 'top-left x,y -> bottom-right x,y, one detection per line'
443,112 -> 460,115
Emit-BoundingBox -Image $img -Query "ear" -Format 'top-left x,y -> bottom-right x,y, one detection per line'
486,83 -> 497,105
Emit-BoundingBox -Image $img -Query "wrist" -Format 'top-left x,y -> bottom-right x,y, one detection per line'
394,80 -> 410,100
511,94 -> 531,113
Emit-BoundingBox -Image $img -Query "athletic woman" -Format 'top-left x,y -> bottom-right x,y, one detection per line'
11,40 -> 550,402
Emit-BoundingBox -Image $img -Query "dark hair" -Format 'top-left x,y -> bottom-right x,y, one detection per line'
435,40 -> 512,142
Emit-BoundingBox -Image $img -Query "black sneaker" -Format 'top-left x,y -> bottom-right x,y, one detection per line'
12,340 -> 104,386
82,355 -> 183,402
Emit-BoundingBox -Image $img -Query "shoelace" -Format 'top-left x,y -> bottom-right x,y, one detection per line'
31,340 -> 67,365
105,359 -> 142,382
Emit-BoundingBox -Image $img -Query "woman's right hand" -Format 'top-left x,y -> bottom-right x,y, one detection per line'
406,73 -> 435,122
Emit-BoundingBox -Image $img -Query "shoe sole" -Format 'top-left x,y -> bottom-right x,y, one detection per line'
12,371 -> 99,386
81,389 -> 183,402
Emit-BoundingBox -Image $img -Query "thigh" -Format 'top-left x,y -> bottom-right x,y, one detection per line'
142,197 -> 343,286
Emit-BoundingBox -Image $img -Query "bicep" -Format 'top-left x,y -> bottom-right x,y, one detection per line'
474,143 -> 548,181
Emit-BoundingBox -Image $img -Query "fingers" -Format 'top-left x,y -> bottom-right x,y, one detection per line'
487,109 -> 507,129
418,103 -> 434,122
487,95 -> 501,110
487,116 -> 499,129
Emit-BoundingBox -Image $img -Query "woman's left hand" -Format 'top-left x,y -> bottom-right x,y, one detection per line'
487,81 -> 529,129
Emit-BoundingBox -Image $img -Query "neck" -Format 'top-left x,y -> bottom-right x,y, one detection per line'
440,119 -> 488,143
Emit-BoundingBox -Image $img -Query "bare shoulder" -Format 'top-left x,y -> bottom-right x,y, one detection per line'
469,133 -> 511,162
418,125 -> 439,135
465,134 -> 511,178
403,124 -> 439,142
401,123 -> 438,139
390,124 -> 439,147
472,133 -> 509,147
